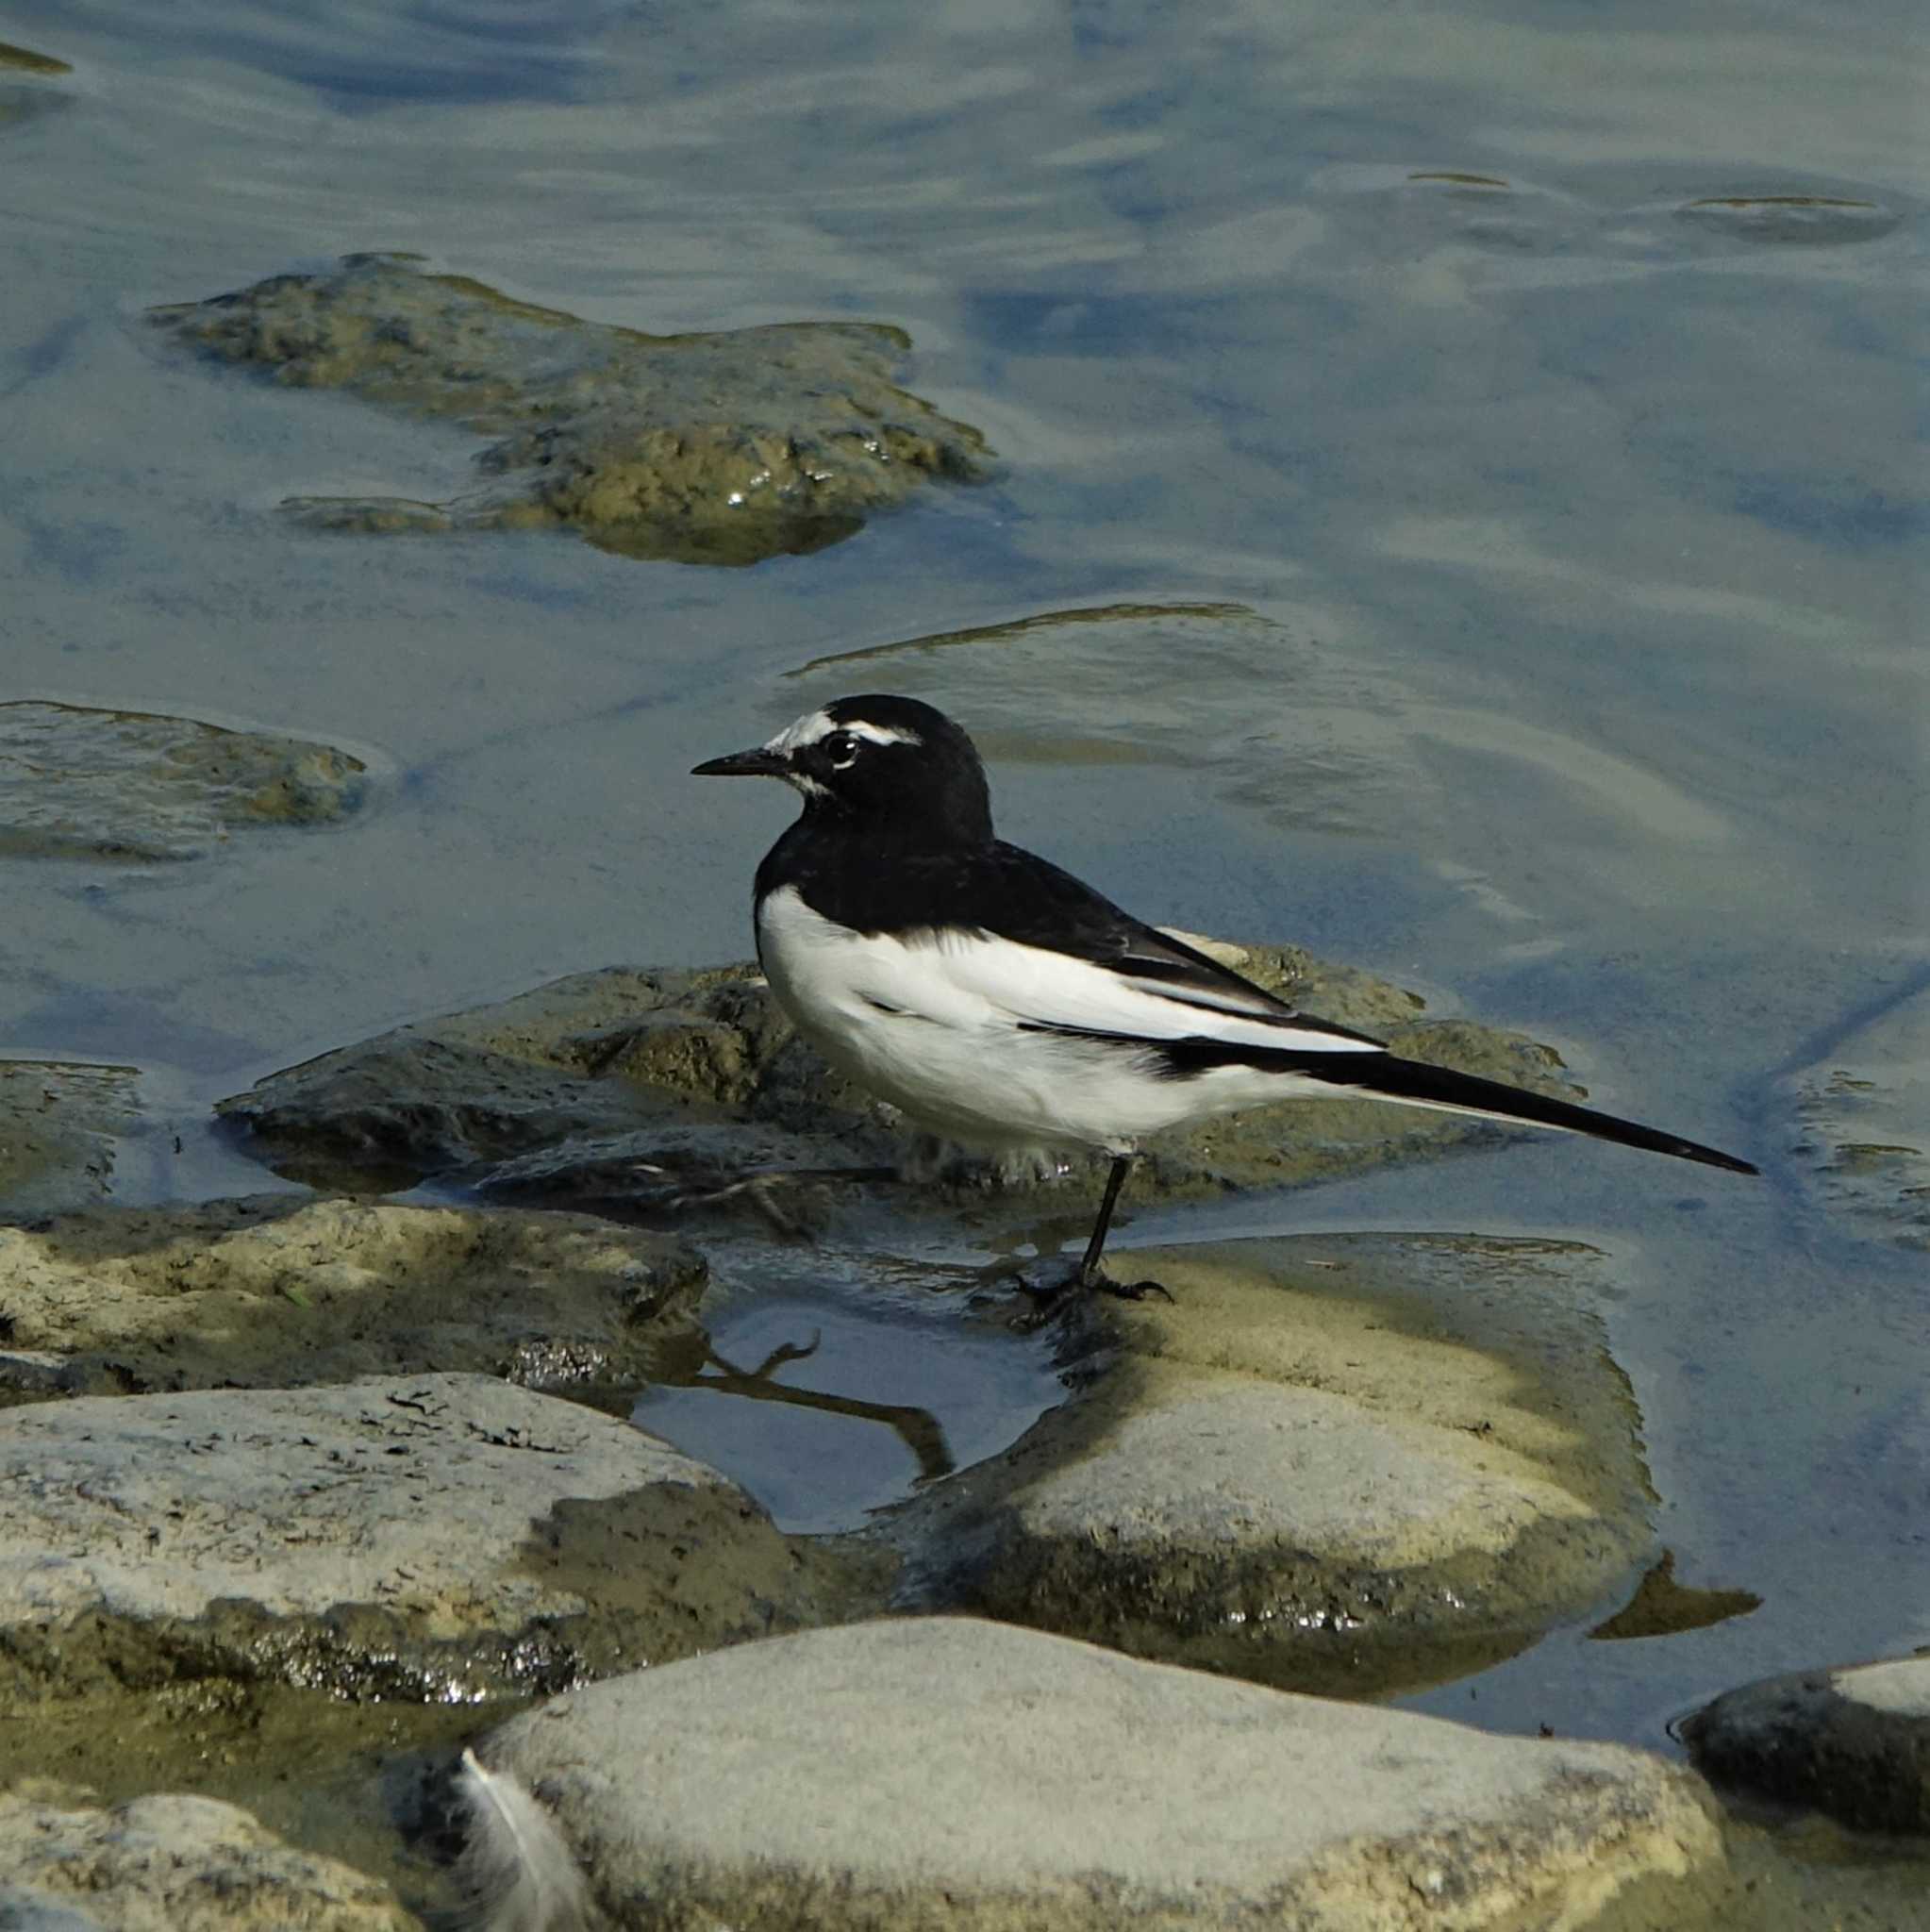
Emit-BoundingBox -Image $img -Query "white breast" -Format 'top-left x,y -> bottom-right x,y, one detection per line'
753,885 -> 1362,1154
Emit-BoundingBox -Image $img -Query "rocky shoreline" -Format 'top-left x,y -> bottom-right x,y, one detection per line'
1,951 -> 1922,1927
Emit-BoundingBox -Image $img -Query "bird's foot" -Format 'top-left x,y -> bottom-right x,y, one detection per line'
1088,1270 -> 1174,1304
1007,1262 -> 1173,1329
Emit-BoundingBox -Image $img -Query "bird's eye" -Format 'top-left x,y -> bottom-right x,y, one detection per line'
823,731 -> 860,767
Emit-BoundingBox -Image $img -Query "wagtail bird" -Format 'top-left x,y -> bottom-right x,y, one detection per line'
695,695 -> 1757,1297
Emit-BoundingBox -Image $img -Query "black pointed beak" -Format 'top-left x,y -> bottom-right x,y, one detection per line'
691,746 -> 789,778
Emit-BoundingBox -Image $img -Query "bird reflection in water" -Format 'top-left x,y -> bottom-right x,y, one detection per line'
669,1330 -> 954,1485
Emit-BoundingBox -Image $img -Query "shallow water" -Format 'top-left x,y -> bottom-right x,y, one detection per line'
2,0 -> 1925,1904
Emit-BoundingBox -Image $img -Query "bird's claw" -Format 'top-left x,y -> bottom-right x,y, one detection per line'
1006,1262 -> 1174,1328
1092,1274 -> 1174,1304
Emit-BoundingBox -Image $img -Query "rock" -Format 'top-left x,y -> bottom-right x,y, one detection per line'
784,600 -> 1421,841
1587,1550 -> 1760,1641
0,1060 -> 139,1222
0,1195 -> 705,1399
217,950 -> 1589,1207
0,1791 -> 414,1931
0,702 -> 367,863
474,1616 -> 1724,1930
1790,984 -> 1930,1250
1675,194 -> 1904,246
214,965 -> 810,1191
0,1374 -> 842,1702
884,1235 -> 1655,1694
0,1887 -> 114,1932
1682,1655 -> 1930,1835
150,255 -> 991,566
0,42 -> 70,76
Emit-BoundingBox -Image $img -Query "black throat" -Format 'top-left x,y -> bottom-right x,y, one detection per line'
756,784 -> 996,936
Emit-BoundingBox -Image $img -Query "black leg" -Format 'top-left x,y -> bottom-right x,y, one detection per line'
1076,1154 -> 1135,1286
1009,1154 -> 1172,1320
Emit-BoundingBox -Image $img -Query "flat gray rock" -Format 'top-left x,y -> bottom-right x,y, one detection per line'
885,1235 -> 1655,1695
0,701 -> 365,863
151,255 -> 991,566
0,1374 -> 840,1702
474,1616 -> 1723,1930
1682,1654 -> 1930,1834
0,1194 -> 705,1398
0,1791 -> 413,1931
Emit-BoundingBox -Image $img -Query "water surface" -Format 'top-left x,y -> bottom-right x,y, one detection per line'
2,0 -> 1924,1854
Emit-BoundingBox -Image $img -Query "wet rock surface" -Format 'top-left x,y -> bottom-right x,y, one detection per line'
0,1790 -> 415,1931
474,1615 -> 1724,1930
1683,1655 -> 1930,1837
216,944 -> 1588,1207
0,702 -> 367,863
0,1195 -> 705,1402
150,255 -> 992,565
0,1374 -> 840,1703
0,1061 -> 139,1222
1790,982 -> 1930,1251
884,1235 -> 1655,1695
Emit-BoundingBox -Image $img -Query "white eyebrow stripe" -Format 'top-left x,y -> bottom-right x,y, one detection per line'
764,710 -> 922,753
765,708 -> 835,754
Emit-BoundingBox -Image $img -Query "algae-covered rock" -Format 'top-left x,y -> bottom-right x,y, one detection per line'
0,42 -> 70,75
150,255 -> 992,565
214,965 -> 819,1191
217,947 -> 1587,1208
884,1234 -> 1656,1695
0,1060 -> 139,1221
0,701 -> 366,862
0,1374 -> 843,1703
0,1791 -> 415,1932
0,1195 -> 705,1400
472,1618 -> 1724,1931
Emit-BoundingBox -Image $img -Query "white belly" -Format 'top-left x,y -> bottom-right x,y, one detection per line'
755,885 -> 1321,1154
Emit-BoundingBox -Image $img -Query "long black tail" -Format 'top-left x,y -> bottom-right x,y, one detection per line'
1298,1050 -> 1758,1175
1031,1020 -> 1759,1175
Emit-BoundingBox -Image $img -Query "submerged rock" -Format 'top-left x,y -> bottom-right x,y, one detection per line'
0,701 -> 366,863
1588,1550 -> 1761,1641
150,254 -> 992,565
0,1374 -> 842,1703
0,40 -> 72,135
1675,194 -> 1904,246
1683,1655 -> 1930,1836
0,42 -> 70,75
0,1060 -> 139,1222
216,946 -> 1588,1208
471,1617 -> 1724,1930
0,1195 -> 705,1400
0,1791 -> 413,1932
1789,983 -> 1930,1251
885,1235 -> 1655,1695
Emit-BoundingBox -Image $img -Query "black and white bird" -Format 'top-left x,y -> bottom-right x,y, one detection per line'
695,695 -> 1756,1296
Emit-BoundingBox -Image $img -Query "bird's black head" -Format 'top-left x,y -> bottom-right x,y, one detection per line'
693,694 -> 993,844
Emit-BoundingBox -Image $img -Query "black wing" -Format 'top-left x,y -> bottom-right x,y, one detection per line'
767,829 -> 1387,1049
